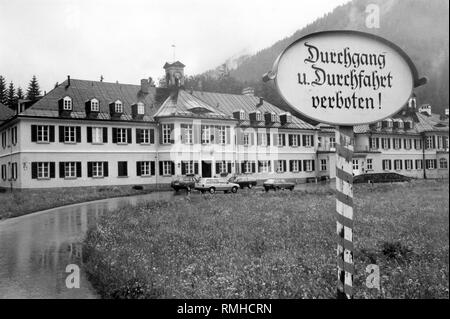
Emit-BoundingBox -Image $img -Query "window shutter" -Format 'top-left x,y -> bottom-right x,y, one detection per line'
433,159 -> 437,169
31,162 -> 38,179
136,161 -> 142,176
76,127 -> 81,143
282,134 -> 286,146
49,126 -> 55,142
127,128 -> 132,144
257,133 -> 262,145
311,135 -> 315,147
170,161 -> 175,175
241,162 -> 245,173
382,160 -> 386,170
88,162 -> 93,177
236,128 -> 242,145
182,162 -> 186,175
87,127 -> 92,143
103,162 -> 108,177
303,160 -> 307,171
50,162 -> 55,178
250,133 -> 254,145
266,133 -> 271,146
169,124 -> 175,144
76,162 -> 82,177
387,138 -> 391,149
312,160 -> 315,171
214,126 -> 219,144
273,133 -> 278,146
31,125 -> 37,142
227,162 -> 231,173
159,161 -> 163,176
193,124 -> 200,144
369,137 -> 372,148
288,134 -> 293,146
124,162 -> 128,176
302,135 -> 306,147
150,161 -> 155,176
59,162 -> 65,178
180,125 -> 186,144
432,136 -> 436,149
298,160 -> 302,171
59,126 -> 64,142
136,129 -> 142,144
215,162 -> 220,175
226,127 -> 231,144
289,160 -> 293,172
112,128 -> 117,143
150,129 -> 155,144
103,127 -> 108,143
252,162 -> 256,173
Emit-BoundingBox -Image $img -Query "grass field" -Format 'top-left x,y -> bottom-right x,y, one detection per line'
0,185 -> 165,220
83,180 -> 449,299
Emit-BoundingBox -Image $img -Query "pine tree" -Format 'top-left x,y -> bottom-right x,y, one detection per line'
16,87 -> 24,100
0,75 -> 7,105
6,82 -> 16,109
26,75 -> 41,101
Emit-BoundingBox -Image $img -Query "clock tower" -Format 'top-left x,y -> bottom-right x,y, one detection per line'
163,61 -> 185,89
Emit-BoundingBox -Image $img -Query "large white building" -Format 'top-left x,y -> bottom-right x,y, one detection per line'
0,63 -> 448,189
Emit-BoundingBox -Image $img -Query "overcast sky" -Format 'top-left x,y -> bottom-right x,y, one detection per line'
0,0 -> 350,92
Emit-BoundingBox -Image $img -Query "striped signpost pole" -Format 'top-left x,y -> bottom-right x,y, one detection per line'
336,126 -> 354,299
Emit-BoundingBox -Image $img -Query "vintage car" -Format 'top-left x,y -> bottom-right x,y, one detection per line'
353,172 -> 412,184
228,175 -> 258,189
170,175 -> 199,192
263,179 -> 295,191
194,178 -> 240,194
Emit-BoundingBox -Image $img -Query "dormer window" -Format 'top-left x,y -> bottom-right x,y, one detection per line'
256,111 -> 262,121
115,100 -> 123,113
137,102 -> 145,115
63,96 -> 72,111
91,99 -> 99,112
240,110 -> 245,120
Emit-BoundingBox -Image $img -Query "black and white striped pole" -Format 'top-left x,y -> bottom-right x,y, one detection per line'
335,126 -> 354,299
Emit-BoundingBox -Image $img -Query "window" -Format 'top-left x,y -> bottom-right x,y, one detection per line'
426,136 -> 434,149
444,137 -> 449,151
277,134 -> 285,146
317,137 -> 322,148
276,160 -> 286,173
201,125 -> 211,144
10,162 -> 17,180
183,161 -> 195,175
303,135 -> 313,147
115,101 -> 123,113
162,161 -> 172,176
11,127 -> 17,145
184,124 -> 193,144
216,161 -> 227,174
405,160 -> 413,170
439,158 -> 448,169
63,97 -> 72,110
1,165 -> 6,180
1,131 -> 6,148
366,158 -> 373,170
137,102 -> 145,115
304,160 -> 314,172
140,161 -> 152,176
139,129 -> 151,144
244,161 -> 253,173
91,99 -> 100,112
394,160 -> 403,170
321,159 -> 327,171
38,162 -> 50,179
426,159 -> 436,170
118,161 -> 128,177
160,124 -> 173,144
382,160 -> 392,171
415,159 -> 423,170
352,160 -> 359,171
218,126 -> 226,144
404,138 -> 412,150
370,137 -> 379,149
37,125 -> 49,143
64,162 -> 77,178
64,126 -> 76,143
393,138 -> 401,149
92,162 -> 104,177
290,134 -> 299,147
259,132 -> 268,146
92,127 -> 103,144
437,136 -> 443,150
330,137 -> 336,148
117,128 -> 127,144
243,133 -> 250,146
414,138 -> 423,150
381,138 -> 390,149
291,160 -> 300,172
259,160 -> 270,173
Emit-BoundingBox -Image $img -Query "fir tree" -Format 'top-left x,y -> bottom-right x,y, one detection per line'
6,82 -> 16,109
26,75 -> 41,101
16,87 -> 24,100
0,75 -> 7,105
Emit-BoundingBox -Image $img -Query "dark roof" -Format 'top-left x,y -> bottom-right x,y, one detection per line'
191,91 -> 316,130
163,61 -> 185,68
21,79 -> 171,122
0,102 -> 15,123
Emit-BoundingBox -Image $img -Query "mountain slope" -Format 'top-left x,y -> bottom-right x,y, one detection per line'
225,0 -> 449,115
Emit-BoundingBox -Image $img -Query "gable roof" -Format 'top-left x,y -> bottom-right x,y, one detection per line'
20,79 -> 171,122
0,102 -> 15,123
191,91 -> 316,130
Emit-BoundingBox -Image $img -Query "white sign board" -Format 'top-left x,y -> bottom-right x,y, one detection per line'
270,31 -> 421,125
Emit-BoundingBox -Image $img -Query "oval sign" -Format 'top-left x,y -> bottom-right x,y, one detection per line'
271,31 -> 422,125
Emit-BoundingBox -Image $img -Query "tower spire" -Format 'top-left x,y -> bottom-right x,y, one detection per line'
171,44 -> 176,62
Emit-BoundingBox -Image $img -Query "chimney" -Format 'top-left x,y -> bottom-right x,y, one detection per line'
445,108 -> 449,117
66,75 -> 71,88
256,97 -> 264,107
141,78 -> 150,94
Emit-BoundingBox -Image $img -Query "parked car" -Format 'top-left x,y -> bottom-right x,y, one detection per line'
195,178 -> 240,194
263,179 -> 295,191
353,172 -> 412,184
228,175 -> 258,189
171,175 -> 199,192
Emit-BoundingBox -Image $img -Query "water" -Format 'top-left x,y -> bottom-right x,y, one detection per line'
0,191 -> 176,299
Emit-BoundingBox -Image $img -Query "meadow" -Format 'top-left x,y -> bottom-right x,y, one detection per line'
83,180 -> 449,299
